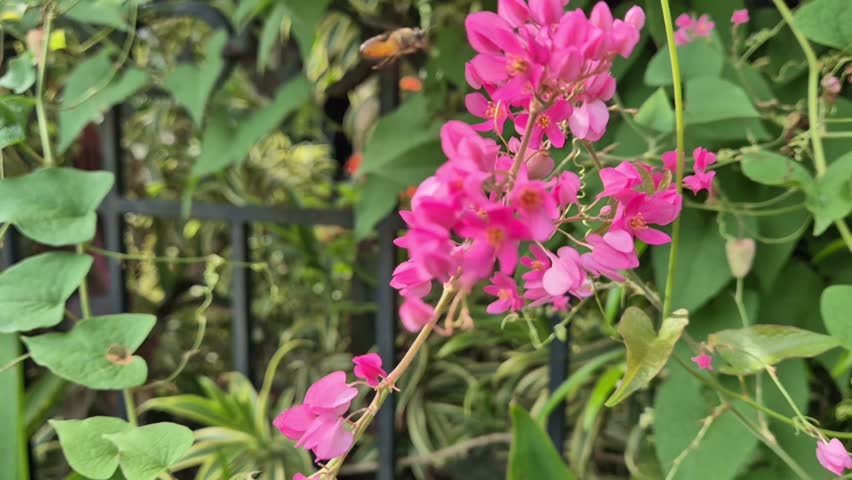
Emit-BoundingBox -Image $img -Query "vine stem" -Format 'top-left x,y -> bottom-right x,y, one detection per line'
319,283 -> 458,479
508,107 -> 540,181
658,0 -> 685,318
665,404 -> 729,480
771,0 -> 852,255
123,389 -> 138,427
75,244 -> 91,319
35,3 -> 54,167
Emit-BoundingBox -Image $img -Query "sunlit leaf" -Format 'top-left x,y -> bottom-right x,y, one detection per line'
22,314 -> 156,389
605,307 -> 688,406
709,324 -> 840,375
51,417 -> 132,479
0,168 -> 113,246
0,252 -> 92,333
104,422 -> 194,480
634,88 -> 674,133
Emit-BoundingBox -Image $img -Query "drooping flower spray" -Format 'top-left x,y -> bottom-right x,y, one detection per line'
274,1 -> 717,477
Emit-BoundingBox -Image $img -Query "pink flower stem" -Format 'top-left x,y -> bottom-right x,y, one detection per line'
318,282 -> 458,479
508,103 -> 542,182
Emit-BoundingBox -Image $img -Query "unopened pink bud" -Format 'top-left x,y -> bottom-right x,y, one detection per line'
822,75 -> 842,96
527,153 -> 554,179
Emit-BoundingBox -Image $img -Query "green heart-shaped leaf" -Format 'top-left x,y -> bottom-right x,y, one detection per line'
709,324 -> 840,375
0,252 -> 92,333
606,307 -> 689,406
0,52 -> 35,93
51,416 -> 132,479
0,95 -> 35,149
104,422 -> 194,480
0,167 -> 114,246
162,30 -> 227,125
22,314 -> 156,389
821,285 -> 852,351
508,405 -> 575,480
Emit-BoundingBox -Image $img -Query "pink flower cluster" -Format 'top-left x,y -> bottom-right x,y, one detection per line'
674,13 -> 714,46
662,147 -> 717,195
386,1 -> 717,332
273,354 -> 387,462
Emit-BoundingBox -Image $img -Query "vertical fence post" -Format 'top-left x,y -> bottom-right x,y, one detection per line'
547,316 -> 569,451
101,106 -> 128,317
230,221 -> 254,382
375,64 -> 400,480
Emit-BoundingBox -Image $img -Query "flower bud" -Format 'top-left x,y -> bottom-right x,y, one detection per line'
527,152 -> 554,179
726,238 -> 755,279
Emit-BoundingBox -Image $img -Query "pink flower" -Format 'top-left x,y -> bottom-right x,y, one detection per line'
466,92 -> 509,134
611,192 -> 680,245
598,161 -> 641,202
274,405 -> 316,441
730,9 -> 749,25
457,206 -> 531,280
625,6 -> 646,30
661,150 -> 678,172
542,246 -> 590,298
400,295 -> 435,332
568,100 -> 609,141
691,352 -> 713,370
581,230 -> 639,281
293,474 -> 309,480
390,260 -> 432,298
498,0 -> 529,27
552,171 -> 581,206
692,14 -> 714,37
352,353 -> 387,387
296,416 -> 354,461
674,28 -> 690,46
529,0 -> 565,26
675,13 -> 694,30
509,178 -> 559,241
514,100 -> 573,148
483,272 -> 524,314
683,170 -> 716,195
692,147 -> 716,170
304,371 -> 359,417
817,439 -> 852,476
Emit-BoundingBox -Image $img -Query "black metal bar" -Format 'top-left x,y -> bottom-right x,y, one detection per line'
101,106 -> 128,317
230,221 -> 254,382
547,316 -> 569,451
375,64 -> 400,480
103,198 -> 357,227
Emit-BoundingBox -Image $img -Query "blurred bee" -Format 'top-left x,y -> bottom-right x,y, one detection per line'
359,27 -> 428,69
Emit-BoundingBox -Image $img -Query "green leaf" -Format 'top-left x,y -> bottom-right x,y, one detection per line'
806,151 -> 852,235
0,334 -> 27,480
355,95 -> 442,238
62,0 -> 129,30
821,285 -> 852,351
0,95 -> 34,149
634,88 -> 674,133
257,3 -> 287,73
605,307 -> 688,406
51,417 -> 132,479
191,75 -> 311,178
653,209 -> 732,313
281,0 -> 332,62
740,150 -> 814,189
0,52 -> 35,93
684,77 -> 760,124
229,473 -> 260,480
58,50 -> 148,153
104,422 -> 194,480
233,0 -> 270,28
162,30 -> 227,125
430,26 -> 474,87
793,0 -> 852,49
0,252 -> 92,333
709,324 -> 840,375
22,314 -> 156,389
24,372 -> 66,437
644,41 -> 724,86
507,405 -> 575,480
0,168 -> 114,246
654,362 -> 758,480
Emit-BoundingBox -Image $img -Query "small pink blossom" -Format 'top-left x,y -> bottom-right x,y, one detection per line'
822,75 -> 842,96
568,100 -> 609,141
304,371 -> 359,417
692,14 -> 714,37
510,177 -> 560,240
816,439 -> 852,476
483,272 -> 524,314
598,161 -> 642,202
466,92 -> 509,134
542,246 -> 591,298
352,353 -> 387,387
296,416 -> 354,460
457,206 -> 531,280
581,230 -> 639,281
611,193 -> 680,245
552,171 -> 581,206
691,352 -> 713,370
400,296 -> 435,332
683,170 -> 716,195
675,13 -> 694,30
293,474 -> 309,480
674,28 -> 690,46
515,100 -> 573,148
730,9 -> 749,25
274,405 -> 316,441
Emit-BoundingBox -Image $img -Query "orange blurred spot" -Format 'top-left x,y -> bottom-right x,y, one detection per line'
399,185 -> 417,201
345,152 -> 362,176
399,75 -> 423,92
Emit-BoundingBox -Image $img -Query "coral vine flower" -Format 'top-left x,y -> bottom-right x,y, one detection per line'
352,353 -> 387,387
484,272 -> 524,314
691,352 -> 713,370
817,438 -> 852,476
510,177 -> 560,240
457,206 -> 531,280
543,246 -> 591,298
683,147 -> 716,195
581,230 -> 639,282
568,100 -> 609,141
611,192 -> 681,245
400,296 -> 435,332
514,100 -> 573,148
730,9 -> 749,26
303,372 -> 359,417
466,92 -> 510,134
296,416 -> 354,460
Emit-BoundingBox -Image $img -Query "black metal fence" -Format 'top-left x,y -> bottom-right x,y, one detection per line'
4,3 -> 571,478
